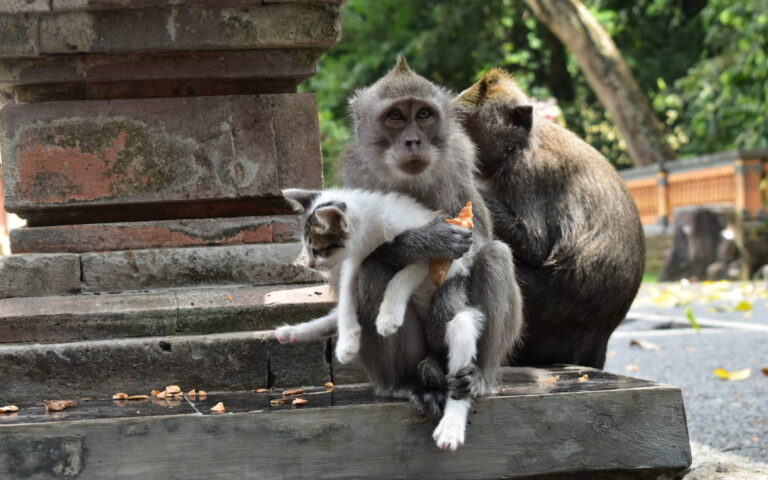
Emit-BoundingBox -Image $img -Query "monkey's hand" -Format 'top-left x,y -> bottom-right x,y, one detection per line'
372,216 -> 472,269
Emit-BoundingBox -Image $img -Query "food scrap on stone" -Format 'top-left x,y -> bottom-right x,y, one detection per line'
577,374 -> 590,383
429,202 -> 473,286
112,392 -> 129,400
291,398 -> 309,407
44,400 -> 76,412
253,388 -> 270,393
282,389 -> 304,397
0,405 -> 19,413
210,402 -> 226,413
270,398 -> 286,406
324,382 -> 335,391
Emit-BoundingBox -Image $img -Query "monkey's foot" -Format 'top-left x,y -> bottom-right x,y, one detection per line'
335,330 -> 361,364
375,308 -> 405,337
432,413 -> 466,451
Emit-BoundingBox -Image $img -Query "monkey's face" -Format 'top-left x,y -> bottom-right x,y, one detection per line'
376,98 -> 443,178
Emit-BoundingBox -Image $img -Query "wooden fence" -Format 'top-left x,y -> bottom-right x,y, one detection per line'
621,150 -> 767,226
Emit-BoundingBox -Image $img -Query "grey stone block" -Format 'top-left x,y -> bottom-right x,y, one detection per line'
0,369 -> 691,479
0,253 -> 80,299
269,338 -> 330,388
80,243 -> 324,293
0,331 -> 274,402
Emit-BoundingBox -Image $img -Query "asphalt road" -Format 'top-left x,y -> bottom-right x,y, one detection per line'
604,281 -> 768,465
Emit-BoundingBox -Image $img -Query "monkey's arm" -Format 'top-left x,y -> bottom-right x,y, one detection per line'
371,216 -> 473,270
486,198 -> 552,268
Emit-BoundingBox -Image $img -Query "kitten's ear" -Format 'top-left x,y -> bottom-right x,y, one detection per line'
505,104 -> 533,132
314,206 -> 348,234
282,189 -> 321,212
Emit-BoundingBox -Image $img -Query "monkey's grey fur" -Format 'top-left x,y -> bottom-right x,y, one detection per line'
456,69 -> 645,368
342,58 -> 524,414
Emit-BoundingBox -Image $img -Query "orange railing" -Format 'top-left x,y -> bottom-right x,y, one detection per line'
621,150 -> 767,225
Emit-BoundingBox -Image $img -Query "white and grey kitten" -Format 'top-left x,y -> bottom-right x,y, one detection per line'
277,188 -> 470,364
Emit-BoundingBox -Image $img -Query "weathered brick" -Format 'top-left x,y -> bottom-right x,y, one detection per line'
10,216 -> 301,253
1,94 -> 320,216
275,93 -> 324,190
80,243 -> 324,293
0,1 -> 50,14
0,253 -> 81,299
38,4 -> 341,55
0,14 -> 39,57
0,49 -> 318,100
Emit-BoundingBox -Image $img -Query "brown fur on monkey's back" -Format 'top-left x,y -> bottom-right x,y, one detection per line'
458,69 -> 645,368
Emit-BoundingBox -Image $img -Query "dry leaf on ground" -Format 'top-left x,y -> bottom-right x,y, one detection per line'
45,400 -> 76,412
0,405 -> 19,413
270,398 -> 286,406
252,388 -> 270,393
291,398 -> 309,407
128,395 -> 149,400
324,382 -> 335,391
282,389 -> 304,397
112,393 -> 129,400
629,339 -> 661,351
577,374 -> 589,383
210,402 -> 225,413
714,368 -> 751,381
165,385 -> 182,395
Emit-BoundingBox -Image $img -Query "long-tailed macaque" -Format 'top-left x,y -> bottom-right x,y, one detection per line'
455,69 -> 645,368
277,58 -> 524,450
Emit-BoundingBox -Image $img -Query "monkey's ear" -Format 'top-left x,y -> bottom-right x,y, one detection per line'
506,105 -> 533,132
281,188 -> 321,212
394,54 -> 412,74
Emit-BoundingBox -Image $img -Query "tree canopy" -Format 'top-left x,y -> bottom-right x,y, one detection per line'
302,0 -> 768,185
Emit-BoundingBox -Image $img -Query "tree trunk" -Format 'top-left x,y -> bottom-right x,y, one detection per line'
523,0 -> 675,167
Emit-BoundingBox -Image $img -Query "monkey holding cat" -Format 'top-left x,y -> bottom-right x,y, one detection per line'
277,57 -> 644,450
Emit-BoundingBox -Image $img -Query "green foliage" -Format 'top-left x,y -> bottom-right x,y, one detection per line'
673,0 -> 768,153
304,0 -> 767,185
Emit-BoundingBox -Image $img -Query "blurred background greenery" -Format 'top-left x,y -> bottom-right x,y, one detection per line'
301,0 -> 768,186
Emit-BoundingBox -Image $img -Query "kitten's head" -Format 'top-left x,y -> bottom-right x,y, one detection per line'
282,189 -> 350,271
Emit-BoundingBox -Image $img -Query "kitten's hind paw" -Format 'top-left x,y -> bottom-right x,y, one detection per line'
334,331 -> 361,364
375,307 -> 405,337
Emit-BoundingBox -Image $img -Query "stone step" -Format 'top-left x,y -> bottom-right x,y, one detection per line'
0,284 -> 334,343
0,329 -> 344,403
0,368 -> 692,479
0,242 -> 324,299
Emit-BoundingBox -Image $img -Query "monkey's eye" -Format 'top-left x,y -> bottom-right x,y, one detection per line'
416,108 -> 432,119
386,109 -> 405,121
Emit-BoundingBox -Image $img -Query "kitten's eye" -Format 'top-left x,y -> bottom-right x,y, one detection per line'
416,108 -> 432,119
386,109 -> 405,121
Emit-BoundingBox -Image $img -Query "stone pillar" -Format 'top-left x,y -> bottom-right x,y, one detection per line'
656,168 -> 670,227
0,0 -> 343,294
734,157 -> 764,220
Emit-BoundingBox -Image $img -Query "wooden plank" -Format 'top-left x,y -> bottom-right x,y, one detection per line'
0,369 -> 691,479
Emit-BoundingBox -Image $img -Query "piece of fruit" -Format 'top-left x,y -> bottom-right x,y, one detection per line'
428,202 -> 473,286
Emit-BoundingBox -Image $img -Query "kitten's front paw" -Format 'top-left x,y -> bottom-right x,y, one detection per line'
335,330 -> 361,364
274,325 -> 297,344
433,414 -> 466,451
375,307 -> 404,337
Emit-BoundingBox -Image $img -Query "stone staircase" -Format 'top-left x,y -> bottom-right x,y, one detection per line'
0,1 -> 690,478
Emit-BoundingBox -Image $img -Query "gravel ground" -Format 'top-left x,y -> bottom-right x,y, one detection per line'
605,281 -> 768,467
